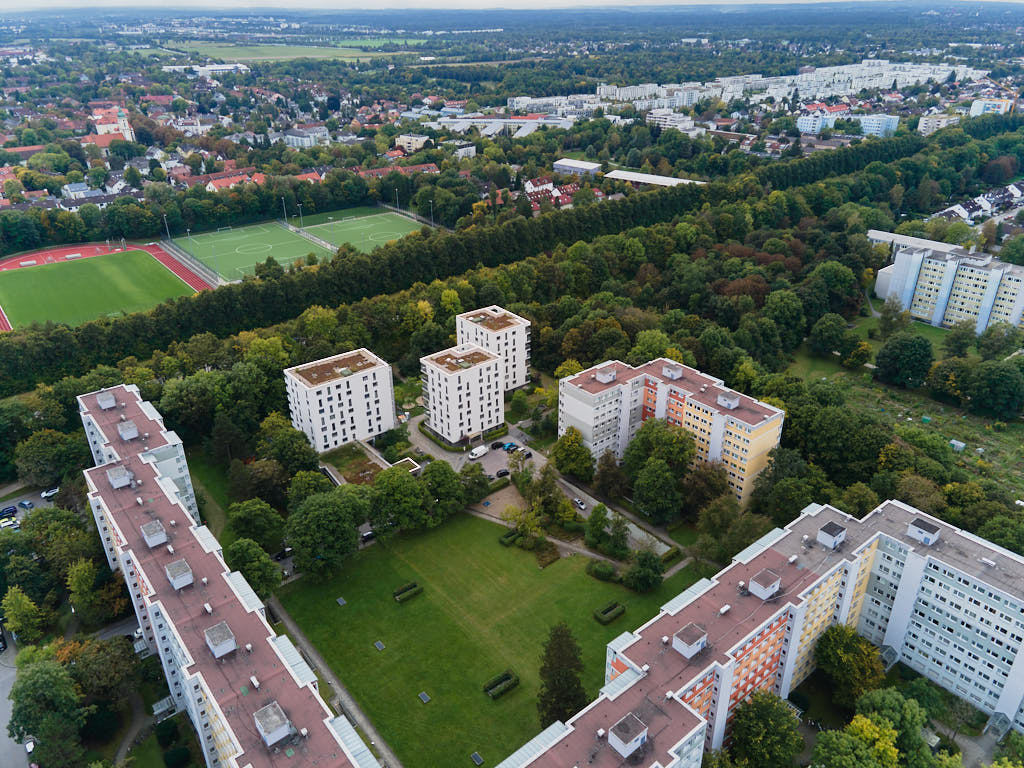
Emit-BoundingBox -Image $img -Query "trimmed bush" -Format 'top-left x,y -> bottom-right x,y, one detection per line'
660,546 -> 682,566
586,560 -> 618,582
417,421 -> 470,452
488,477 -> 511,493
561,519 -> 586,533
594,601 -> 626,625
483,669 -> 520,700
499,528 -> 521,546
393,582 -> 423,602
482,423 -> 510,440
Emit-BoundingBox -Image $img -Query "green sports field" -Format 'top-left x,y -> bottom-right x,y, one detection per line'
0,250 -> 193,328
303,211 -> 424,252
174,222 -> 334,280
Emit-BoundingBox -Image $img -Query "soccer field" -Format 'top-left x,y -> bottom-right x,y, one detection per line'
304,211 -> 424,252
174,222 -> 334,280
0,250 -> 194,328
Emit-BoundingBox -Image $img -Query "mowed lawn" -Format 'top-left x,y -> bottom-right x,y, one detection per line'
165,40 -> 388,61
0,250 -> 193,327
305,212 -> 424,252
174,222 -> 333,280
279,513 -> 702,767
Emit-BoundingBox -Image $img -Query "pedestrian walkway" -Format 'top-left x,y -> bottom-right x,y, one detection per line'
267,596 -> 404,768
113,691 -> 152,766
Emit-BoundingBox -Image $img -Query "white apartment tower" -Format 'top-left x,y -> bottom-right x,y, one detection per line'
79,385 -> 377,768
284,349 -> 397,453
455,305 -> 531,391
421,343 -> 502,444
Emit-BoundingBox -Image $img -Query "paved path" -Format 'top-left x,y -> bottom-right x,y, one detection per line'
465,503 -> 619,565
267,596 -> 403,768
113,691 -> 152,766
0,642 -> 27,768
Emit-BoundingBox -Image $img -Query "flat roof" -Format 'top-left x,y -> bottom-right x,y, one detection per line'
79,385 -> 172,453
422,343 -> 498,374
458,305 -> 529,332
553,157 -> 601,170
605,169 -> 705,187
286,349 -> 387,388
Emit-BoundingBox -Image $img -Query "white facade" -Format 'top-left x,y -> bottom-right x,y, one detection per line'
455,305 -> 531,391
421,343 -> 502,444
971,99 -> 1014,117
284,349 -> 397,453
552,158 -> 601,177
918,114 -> 960,136
395,134 -> 430,153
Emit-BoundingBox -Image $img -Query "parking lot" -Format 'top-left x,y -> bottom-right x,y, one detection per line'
0,488 -> 55,528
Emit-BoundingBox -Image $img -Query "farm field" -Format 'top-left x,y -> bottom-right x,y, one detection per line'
0,249 -> 193,328
279,513 -> 702,768
164,40 -> 389,61
304,211 -> 424,251
174,222 -> 333,280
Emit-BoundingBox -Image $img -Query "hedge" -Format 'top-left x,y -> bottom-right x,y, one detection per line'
586,560 -> 618,582
417,420 -> 470,452
660,546 -> 682,566
488,477 -> 511,494
393,582 -> 423,602
483,669 -> 520,700
594,601 -> 626,625
482,423 -> 510,440
499,528 -> 522,546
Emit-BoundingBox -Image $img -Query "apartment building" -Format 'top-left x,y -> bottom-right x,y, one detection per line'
79,385 -> 378,768
558,359 -> 783,502
284,349 -> 396,453
918,114 -> 961,136
394,134 -> 430,153
871,230 -> 1024,333
849,113 -> 900,137
499,499 -> 1024,768
421,343 -> 502,444
552,157 -> 602,177
970,98 -> 1014,117
455,305 -> 531,391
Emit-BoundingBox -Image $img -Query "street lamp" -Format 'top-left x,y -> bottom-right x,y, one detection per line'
186,227 -> 193,255
429,198 -> 434,227
394,188 -> 398,209
162,212 -> 172,240
281,196 -> 288,222
297,202 -> 304,229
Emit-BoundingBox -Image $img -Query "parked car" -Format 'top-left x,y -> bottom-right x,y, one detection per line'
40,488 -> 59,500
272,547 -> 294,562
491,441 -> 505,450
522,451 -> 533,459
496,469 -> 510,478
0,622 -> 7,652
503,442 -> 518,451
0,506 -> 16,519
360,530 -> 376,544
18,500 -> 33,510
573,498 -> 587,511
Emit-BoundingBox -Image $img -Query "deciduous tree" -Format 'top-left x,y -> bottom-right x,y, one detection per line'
285,488 -> 363,578
14,429 -> 89,488
874,333 -> 933,388
227,499 -> 285,552
814,624 -> 884,708
551,427 -> 595,482
730,691 -> 803,768
2,585 -> 44,644
635,457 -> 682,525
593,451 -> 628,499
224,538 -> 281,598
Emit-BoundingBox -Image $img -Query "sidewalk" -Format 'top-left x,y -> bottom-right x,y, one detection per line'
267,596 -> 403,768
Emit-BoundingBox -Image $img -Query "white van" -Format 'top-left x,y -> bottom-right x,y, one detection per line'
468,446 -> 489,460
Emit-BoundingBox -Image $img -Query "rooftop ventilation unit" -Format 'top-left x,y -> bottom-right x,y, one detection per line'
719,604 -> 732,615
716,392 -> 740,410
96,391 -> 117,410
661,363 -> 683,380
166,544 -> 174,554
907,518 -> 941,546
609,713 -> 648,758
203,602 -> 213,614
673,622 -> 708,659
201,577 -> 208,586
595,368 -> 618,384
254,701 -> 291,748
596,728 -> 606,739
140,520 -> 167,549
981,557 -> 997,568
204,620 -> 236,659
817,521 -> 847,550
749,568 -> 782,600
245,643 -> 253,654
250,675 -> 260,690
106,466 -> 134,490
165,558 -> 192,590
788,554 -> 799,564
117,419 -> 139,441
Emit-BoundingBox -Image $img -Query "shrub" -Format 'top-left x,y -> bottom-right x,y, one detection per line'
483,669 -> 520,700
516,534 -> 538,550
482,423 -> 510,440
561,519 -> 586,533
594,601 -> 625,625
499,528 -> 522,546
586,560 -> 618,582
393,582 -> 423,602
163,747 -> 191,768
155,719 -> 179,749
660,546 -> 682,566
81,702 -> 121,744
489,477 -> 511,493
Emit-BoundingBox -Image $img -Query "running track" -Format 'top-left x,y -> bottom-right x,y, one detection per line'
0,242 -> 215,331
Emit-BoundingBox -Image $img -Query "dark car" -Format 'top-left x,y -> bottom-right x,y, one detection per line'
496,469 -> 510,478
491,441 -> 504,449
0,622 -> 6,652
0,506 -> 15,519
272,547 -> 294,562
522,451 -> 533,459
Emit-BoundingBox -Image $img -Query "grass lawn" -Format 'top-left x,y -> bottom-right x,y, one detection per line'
125,730 -> 163,768
278,513 -> 703,768
291,205 -> 384,227
175,222 -> 333,280
321,443 -> 382,484
394,376 -> 425,417
165,40 -> 389,61
304,211 -> 425,252
186,448 -> 232,542
0,250 -> 193,328
667,521 -> 699,549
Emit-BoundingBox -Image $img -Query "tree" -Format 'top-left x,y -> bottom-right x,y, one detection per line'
66,558 -> 100,624
729,691 -> 803,768
607,512 -> 630,559
370,466 -> 432,533
622,418 -> 695,482
809,313 -> 849,357
878,296 -> 911,339
53,636 -> 137,702
764,290 -> 806,352
943,318 -> 976,358
285,488 -> 363,578
459,461 -> 491,504
593,451 -> 628,499
874,333 -> 933,388
977,321 -> 1023,361
814,624 -> 884,708
585,503 -> 609,548
14,429 -> 89,488
842,340 -> 873,369
287,470 -> 334,513
553,359 -> 584,379
257,413 -> 318,477
224,538 -> 281,598
8,659 -> 89,768
635,457 -> 682,525
551,427 -> 595,482
2,585 -> 44,644
836,483 -> 879,518
420,460 -> 465,521
966,360 -> 1024,416
813,714 -> 899,768
622,550 -> 664,592
227,499 -> 285,552
124,165 -> 142,188
537,622 -> 588,728
681,462 -> 730,521
855,688 -> 932,768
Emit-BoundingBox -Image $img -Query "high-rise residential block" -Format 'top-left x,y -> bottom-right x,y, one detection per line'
455,305 -> 531,391
558,359 -> 783,502
284,349 -> 396,453
421,343 -> 502,444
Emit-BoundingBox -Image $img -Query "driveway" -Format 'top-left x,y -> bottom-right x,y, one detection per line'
0,642 -> 28,768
